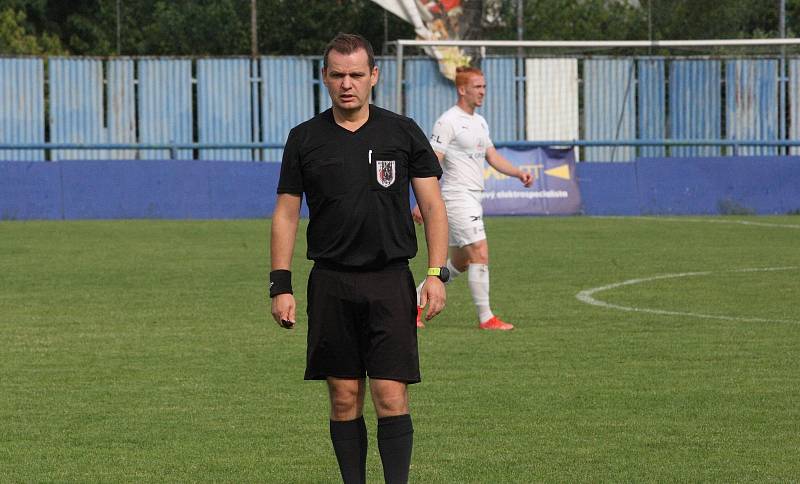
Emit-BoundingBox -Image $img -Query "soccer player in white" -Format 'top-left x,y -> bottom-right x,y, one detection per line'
412,66 -> 533,330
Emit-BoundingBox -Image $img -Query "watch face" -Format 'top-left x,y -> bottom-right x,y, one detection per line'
439,266 -> 450,283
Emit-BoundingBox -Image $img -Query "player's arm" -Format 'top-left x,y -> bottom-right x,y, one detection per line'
486,146 -> 533,187
411,150 -> 446,225
270,193 -> 302,329
411,176 -> 448,320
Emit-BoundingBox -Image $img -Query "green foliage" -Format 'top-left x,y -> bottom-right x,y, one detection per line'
0,7 -> 63,54
0,0 -> 796,56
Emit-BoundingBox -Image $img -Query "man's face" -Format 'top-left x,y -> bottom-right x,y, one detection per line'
322,48 -> 378,113
459,74 -> 486,108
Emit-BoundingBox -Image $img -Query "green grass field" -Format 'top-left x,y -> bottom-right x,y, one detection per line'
2,216 -> 799,482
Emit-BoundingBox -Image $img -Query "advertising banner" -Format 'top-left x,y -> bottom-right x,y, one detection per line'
483,147 -> 582,215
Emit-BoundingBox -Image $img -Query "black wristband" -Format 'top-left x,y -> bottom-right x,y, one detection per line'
269,270 -> 293,298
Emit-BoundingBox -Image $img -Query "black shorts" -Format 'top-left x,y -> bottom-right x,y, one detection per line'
304,264 -> 420,384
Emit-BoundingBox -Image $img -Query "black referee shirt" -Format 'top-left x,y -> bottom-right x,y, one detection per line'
277,104 -> 442,270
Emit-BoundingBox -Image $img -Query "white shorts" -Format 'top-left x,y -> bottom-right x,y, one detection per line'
442,190 -> 485,248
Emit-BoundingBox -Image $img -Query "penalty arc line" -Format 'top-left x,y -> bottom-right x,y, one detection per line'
576,267 -> 800,324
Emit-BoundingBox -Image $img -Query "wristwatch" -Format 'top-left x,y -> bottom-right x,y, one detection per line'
427,266 -> 450,283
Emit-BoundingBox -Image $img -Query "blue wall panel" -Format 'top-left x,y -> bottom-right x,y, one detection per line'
583,58 -> 636,162
725,60 -> 778,156
207,162 -> 281,218
3,157 -> 800,219
261,57 -> 315,162
0,162 -> 62,219
0,59 -> 45,161
575,162 -> 641,215
637,156 -> 800,215
197,59 -> 253,161
138,59 -> 193,160
60,160 -> 213,219
669,60 -> 722,157
637,57 -> 666,158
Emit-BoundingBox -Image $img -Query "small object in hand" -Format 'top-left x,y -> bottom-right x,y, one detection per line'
280,319 -> 295,329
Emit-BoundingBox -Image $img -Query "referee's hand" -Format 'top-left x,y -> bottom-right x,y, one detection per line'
411,205 -> 424,225
271,293 -> 296,329
419,277 -> 446,321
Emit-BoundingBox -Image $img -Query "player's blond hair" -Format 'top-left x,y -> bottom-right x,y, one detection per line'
455,66 -> 483,88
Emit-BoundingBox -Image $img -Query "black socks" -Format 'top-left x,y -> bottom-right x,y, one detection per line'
330,414 -> 414,484
330,416 -> 368,484
377,414 -> 414,484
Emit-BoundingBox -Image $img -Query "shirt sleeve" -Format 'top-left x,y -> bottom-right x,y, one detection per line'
406,119 -> 443,179
481,118 -> 494,148
276,127 -> 304,194
429,116 -> 454,154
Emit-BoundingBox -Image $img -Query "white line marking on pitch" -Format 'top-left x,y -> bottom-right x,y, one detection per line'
576,267 -> 799,324
606,216 -> 800,229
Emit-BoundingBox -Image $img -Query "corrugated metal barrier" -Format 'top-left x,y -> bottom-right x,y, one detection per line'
0,58 -> 44,161
138,58 -> 193,160
726,60 -> 779,156
197,59 -> 254,161
583,58 -> 637,162
637,58 -> 666,158
525,58 -> 579,158
2,55 -> 800,162
261,57 -> 315,162
791,59 -> 800,156
49,58 -> 105,160
107,59 -> 136,159
669,60 -> 722,157
404,58 -> 454,137
482,57 -> 517,143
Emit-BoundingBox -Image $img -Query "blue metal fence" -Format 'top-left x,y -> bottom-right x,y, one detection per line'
138,58 -> 193,160
1,55 -> 799,161
49,58 -> 105,160
107,59 -> 136,159
726,59 -> 779,156
197,59 -> 254,161
0,58 -> 44,161
261,57 -> 315,162
637,57 -> 666,158
791,59 -> 800,156
404,58 -> 454,137
482,57 -> 518,142
670,60 -> 723,157
583,58 -> 636,162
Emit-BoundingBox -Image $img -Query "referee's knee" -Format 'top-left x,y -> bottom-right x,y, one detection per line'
328,383 -> 362,420
372,394 -> 409,417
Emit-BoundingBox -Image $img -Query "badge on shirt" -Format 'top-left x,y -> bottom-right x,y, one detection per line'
376,159 -> 396,188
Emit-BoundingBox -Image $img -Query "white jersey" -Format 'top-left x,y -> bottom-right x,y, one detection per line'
429,105 -> 493,192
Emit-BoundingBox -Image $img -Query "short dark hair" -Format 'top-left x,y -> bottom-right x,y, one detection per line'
323,33 -> 375,70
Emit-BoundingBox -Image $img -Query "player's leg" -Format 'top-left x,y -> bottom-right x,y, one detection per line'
370,379 -> 413,484
328,378 -> 368,484
456,238 -> 513,330
414,192 -> 471,327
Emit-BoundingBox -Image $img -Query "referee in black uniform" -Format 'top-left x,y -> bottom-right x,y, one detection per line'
269,33 -> 449,484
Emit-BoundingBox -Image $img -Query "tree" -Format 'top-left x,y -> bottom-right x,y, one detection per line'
0,7 -> 63,54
